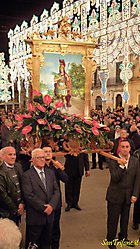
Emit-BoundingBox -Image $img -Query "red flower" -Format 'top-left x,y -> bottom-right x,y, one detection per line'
92,127 -> 99,135
37,119 -> 47,125
28,103 -> 35,112
22,113 -> 32,118
74,125 -> 82,133
51,123 -> 61,129
43,95 -> 52,105
82,118 -> 92,125
55,101 -> 64,108
92,120 -> 101,128
21,125 -> 32,134
33,89 -> 41,96
64,115 -> 72,121
15,114 -> 23,121
49,109 -> 56,115
36,103 -> 46,112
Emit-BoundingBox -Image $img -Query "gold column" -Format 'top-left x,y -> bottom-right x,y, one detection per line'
32,55 -> 41,90
83,47 -> 97,117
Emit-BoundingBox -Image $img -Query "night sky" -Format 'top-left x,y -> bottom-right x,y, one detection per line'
0,0 -> 63,62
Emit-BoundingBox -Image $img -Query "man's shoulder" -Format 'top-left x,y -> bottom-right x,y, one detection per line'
0,163 -> 6,174
15,162 -> 22,168
130,155 -> 139,163
22,166 -> 34,176
45,166 -> 55,175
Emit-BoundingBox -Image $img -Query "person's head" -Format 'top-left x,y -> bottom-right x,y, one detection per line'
0,218 -> 21,249
42,147 -> 53,161
0,146 -> 16,165
120,129 -> 128,139
31,148 -> 45,169
115,125 -> 121,132
119,140 -> 130,159
130,124 -> 137,133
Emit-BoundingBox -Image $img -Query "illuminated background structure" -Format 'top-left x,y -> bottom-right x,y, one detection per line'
5,0 -> 140,111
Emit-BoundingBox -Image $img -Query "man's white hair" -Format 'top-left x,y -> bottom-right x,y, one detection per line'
0,146 -> 15,156
0,218 -> 22,249
31,148 -> 45,158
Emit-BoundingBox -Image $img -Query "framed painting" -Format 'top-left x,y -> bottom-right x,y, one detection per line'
40,53 -> 85,115
25,33 -> 97,116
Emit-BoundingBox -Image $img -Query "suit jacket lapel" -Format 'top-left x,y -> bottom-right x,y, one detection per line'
127,156 -> 132,170
31,166 -> 47,194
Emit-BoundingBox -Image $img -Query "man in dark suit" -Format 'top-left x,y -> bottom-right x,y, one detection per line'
43,146 -> 68,249
64,153 -> 90,212
0,146 -> 24,225
22,148 -> 60,249
106,140 -> 140,249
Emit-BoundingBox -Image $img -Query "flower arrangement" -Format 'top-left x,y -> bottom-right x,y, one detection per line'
14,90 -> 112,153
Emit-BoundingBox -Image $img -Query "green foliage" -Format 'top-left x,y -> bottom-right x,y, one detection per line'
68,63 -> 85,97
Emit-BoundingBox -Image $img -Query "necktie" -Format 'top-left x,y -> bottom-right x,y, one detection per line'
40,170 -> 46,189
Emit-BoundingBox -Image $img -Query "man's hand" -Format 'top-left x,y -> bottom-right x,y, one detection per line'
44,204 -> 53,215
85,171 -> 90,177
131,196 -> 137,204
18,203 -> 24,215
117,158 -> 127,166
51,159 -> 64,170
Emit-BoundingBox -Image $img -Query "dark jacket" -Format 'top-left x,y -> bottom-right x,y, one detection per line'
106,156 -> 140,204
129,130 -> 140,151
64,153 -> 90,177
46,162 -> 68,209
0,162 -> 23,219
1,125 -> 15,148
22,166 -> 60,225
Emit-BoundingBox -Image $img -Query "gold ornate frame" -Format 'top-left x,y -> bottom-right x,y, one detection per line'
25,35 -> 97,116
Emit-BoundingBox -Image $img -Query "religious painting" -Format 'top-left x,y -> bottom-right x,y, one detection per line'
40,53 -> 85,115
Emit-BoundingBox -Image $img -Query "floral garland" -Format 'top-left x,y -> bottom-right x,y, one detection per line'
14,90 -> 111,151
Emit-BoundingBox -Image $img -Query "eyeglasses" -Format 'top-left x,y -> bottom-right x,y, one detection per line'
33,156 -> 45,159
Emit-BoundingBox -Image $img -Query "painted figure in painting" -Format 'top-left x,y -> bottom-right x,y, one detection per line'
54,59 -> 72,108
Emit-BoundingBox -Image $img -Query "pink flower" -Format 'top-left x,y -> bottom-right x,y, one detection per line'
22,113 -> 32,118
92,120 -> 101,128
49,109 -> 56,115
36,103 -> 46,112
28,103 -> 35,112
43,95 -> 52,105
21,125 -> 32,134
51,123 -> 61,129
15,114 -> 23,121
92,127 -> 99,135
64,115 -> 72,121
55,101 -> 64,108
33,89 -> 41,96
74,125 -> 82,133
82,118 -> 92,125
37,119 -> 47,125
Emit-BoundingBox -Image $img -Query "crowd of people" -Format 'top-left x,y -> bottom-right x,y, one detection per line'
0,105 -> 140,249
